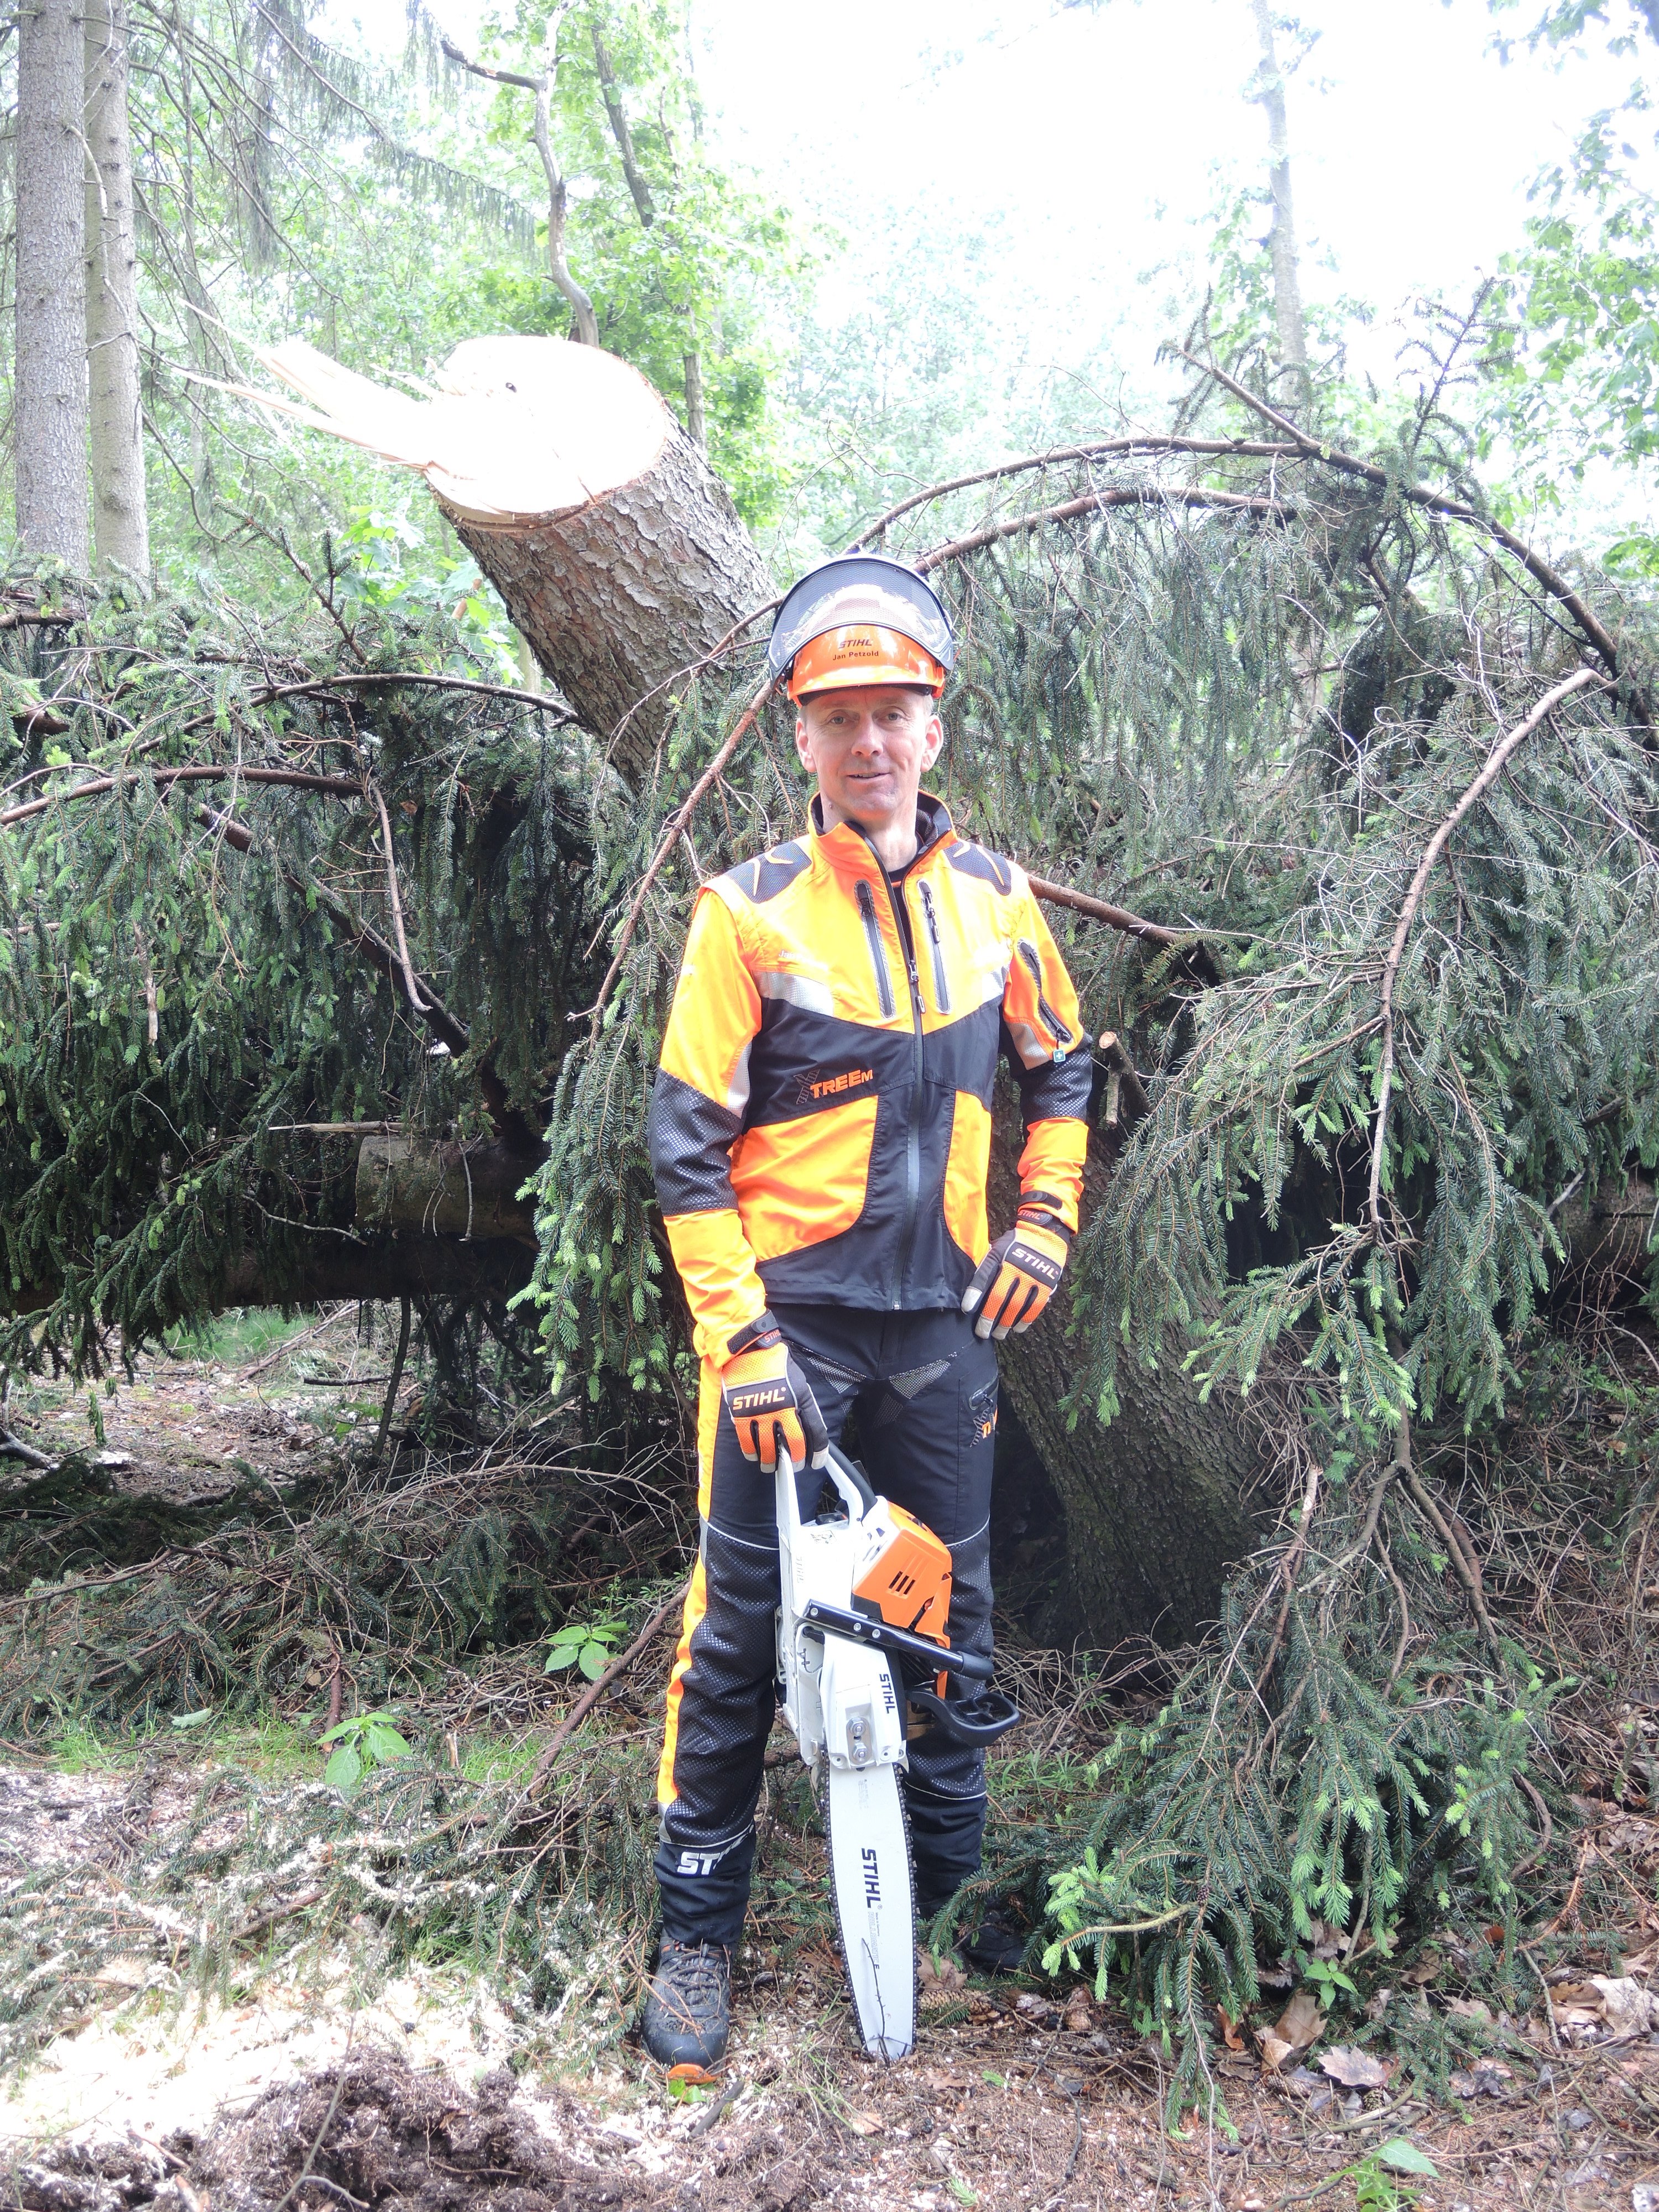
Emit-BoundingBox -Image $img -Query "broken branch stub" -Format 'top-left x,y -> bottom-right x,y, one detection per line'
249,336 -> 771,784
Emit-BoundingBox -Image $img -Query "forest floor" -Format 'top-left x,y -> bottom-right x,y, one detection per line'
1,1322 -> 1656,2212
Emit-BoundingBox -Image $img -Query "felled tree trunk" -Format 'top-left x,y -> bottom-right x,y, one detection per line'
990,1131 -> 1261,1647
354,1135 -> 540,1245
246,336 -> 770,785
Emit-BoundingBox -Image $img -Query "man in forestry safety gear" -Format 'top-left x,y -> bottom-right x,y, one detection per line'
639,553 -> 1090,2072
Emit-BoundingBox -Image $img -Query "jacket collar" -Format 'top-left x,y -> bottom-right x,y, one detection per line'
808,790 -> 956,880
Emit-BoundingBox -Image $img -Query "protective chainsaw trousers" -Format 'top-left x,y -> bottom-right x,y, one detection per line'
654,1303 -> 999,1948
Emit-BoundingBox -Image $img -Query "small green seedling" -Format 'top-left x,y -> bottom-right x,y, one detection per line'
1344,2140 -> 1437,2212
1300,1952 -> 1360,2006
320,1709 -> 413,1793
545,1615 -> 628,1682
665,2075 -> 708,2105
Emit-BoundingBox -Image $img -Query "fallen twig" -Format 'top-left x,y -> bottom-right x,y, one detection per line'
1400,1468 -> 1499,1652
226,1884 -> 326,1947
0,761 -> 362,830
0,1426 -> 53,1469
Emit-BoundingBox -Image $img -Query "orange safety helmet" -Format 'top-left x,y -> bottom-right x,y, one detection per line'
769,554 -> 956,702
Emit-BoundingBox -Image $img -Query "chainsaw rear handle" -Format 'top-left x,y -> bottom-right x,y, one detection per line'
801,1599 -> 994,1683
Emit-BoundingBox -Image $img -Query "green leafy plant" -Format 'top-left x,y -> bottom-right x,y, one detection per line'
320,1710 -> 414,1794
1345,2140 -> 1437,2211
545,1615 -> 627,1682
1301,1954 -> 1360,2008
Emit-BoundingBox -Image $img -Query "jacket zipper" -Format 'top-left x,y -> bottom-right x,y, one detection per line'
886,874 -> 926,1308
1018,938 -> 1074,1053
918,880 -> 950,1013
855,880 -> 896,1018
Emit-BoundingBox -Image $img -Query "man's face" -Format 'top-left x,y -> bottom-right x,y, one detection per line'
794,686 -> 943,835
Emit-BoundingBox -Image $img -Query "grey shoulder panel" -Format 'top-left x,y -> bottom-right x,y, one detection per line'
722,840 -> 811,905
947,841 -> 1014,895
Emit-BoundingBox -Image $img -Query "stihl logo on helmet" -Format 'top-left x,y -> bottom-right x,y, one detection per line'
769,554 -> 957,702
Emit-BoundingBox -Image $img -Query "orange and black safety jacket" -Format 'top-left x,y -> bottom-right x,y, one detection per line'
648,793 -> 1091,1359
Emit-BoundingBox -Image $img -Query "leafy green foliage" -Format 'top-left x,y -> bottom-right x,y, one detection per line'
545,1615 -> 627,1679
1348,2140 -> 1438,2211
1035,1481 -> 1567,2120
320,1708 -> 413,1793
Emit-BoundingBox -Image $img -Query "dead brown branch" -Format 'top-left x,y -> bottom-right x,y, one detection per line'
1026,875 -> 1187,948
0,762 -> 361,830
916,484 -> 1291,573
372,785 -> 425,1013
849,435 -> 1303,549
585,675 -> 771,1037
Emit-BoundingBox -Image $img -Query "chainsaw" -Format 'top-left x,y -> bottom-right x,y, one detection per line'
774,1439 -> 1021,2059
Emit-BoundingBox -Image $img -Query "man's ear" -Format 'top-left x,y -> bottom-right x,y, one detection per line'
794,713 -> 815,774
922,713 -> 945,770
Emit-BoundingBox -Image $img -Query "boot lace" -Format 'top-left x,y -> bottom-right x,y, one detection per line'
660,1940 -> 729,2018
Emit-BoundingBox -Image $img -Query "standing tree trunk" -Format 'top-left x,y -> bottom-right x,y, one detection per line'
15,0 -> 90,568
1249,0 -> 1309,402
991,1135 -> 1260,1646
84,0 -> 150,575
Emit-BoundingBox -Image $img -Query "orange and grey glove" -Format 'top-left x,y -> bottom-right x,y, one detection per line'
962,1214 -> 1071,1340
721,1311 -> 830,1472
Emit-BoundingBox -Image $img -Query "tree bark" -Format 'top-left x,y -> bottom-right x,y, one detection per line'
15,0 -> 90,568
252,336 -> 771,782
1249,0 -> 1310,401
354,1135 -> 541,1245
991,1126 -> 1262,1648
684,346 -> 706,452
84,0 -> 150,575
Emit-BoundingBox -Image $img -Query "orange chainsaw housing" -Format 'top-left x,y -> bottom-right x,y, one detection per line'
853,1500 -> 952,1646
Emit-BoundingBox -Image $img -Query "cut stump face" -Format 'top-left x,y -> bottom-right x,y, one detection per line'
245,333 -> 773,778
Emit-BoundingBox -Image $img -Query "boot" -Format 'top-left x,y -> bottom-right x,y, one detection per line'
919,1898 -> 1030,1978
640,1937 -> 732,2074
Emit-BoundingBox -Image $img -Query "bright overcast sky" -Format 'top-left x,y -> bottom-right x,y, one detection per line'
319,0 -> 1652,477
685,0 -> 1641,384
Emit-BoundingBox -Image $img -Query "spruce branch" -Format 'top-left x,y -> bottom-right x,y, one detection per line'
1366,666 -> 1608,1245
916,483 -> 1292,574
1178,348 -> 1626,677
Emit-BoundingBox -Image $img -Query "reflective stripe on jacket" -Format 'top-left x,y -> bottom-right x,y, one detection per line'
648,792 -> 1091,1359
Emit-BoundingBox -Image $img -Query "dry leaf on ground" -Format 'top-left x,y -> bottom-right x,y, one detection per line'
1258,1989 -> 1325,2071
841,2108 -> 883,2137
1318,2047 -> 1392,2090
918,1951 -> 964,1993
1551,1975 -> 1658,2038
